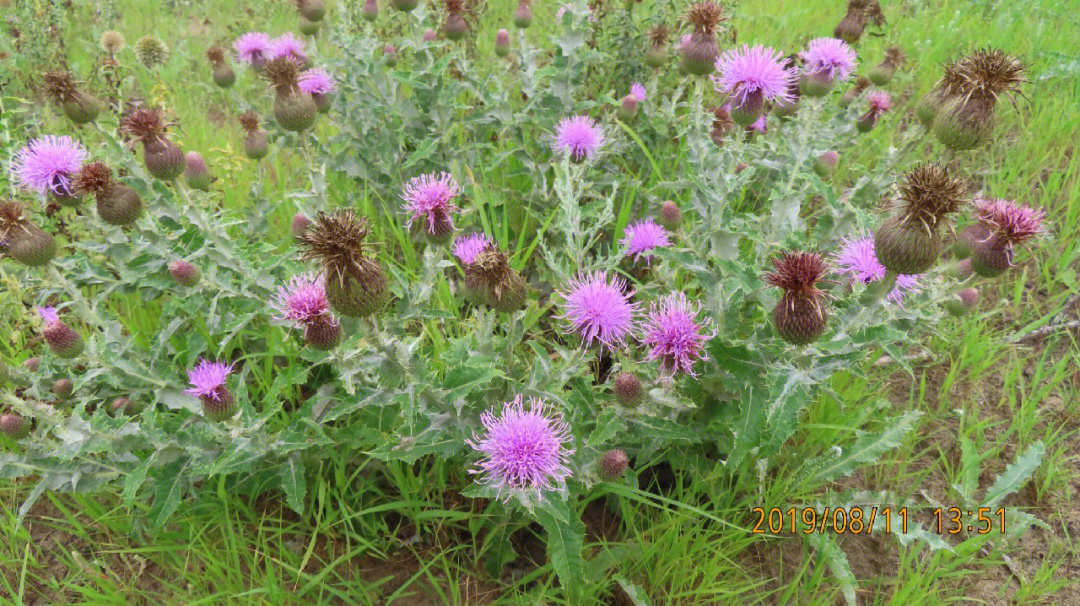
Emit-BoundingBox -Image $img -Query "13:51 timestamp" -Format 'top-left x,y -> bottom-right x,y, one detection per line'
934,507 -> 1006,534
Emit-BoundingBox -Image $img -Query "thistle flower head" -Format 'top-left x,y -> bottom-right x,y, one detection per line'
12,136 -> 87,198
444,0 -> 465,12
452,233 -> 491,265
620,219 -> 670,263
185,359 -> 233,401
270,32 -> 308,64
238,111 -> 262,132
894,163 -> 968,232
866,90 -> 892,114
37,306 -> 60,326
234,32 -> 272,64
713,45 -> 797,105
100,31 -> 125,54
206,45 -> 227,64
298,67 -> 336,95
853,76 -> 871,93
274,272 -> 336,326
834,233 -> 922,305
684,1 -> 726,35
467,395 -> 574,501
0,200 -> 26,234
120,108 -> 171,145
42,70 -> 80,103
647,24 -> 670,46
953,47 -> 1026,103
298,210 -> 380,288
747,113 -> 768,134
400,172 -> 462,234
263,56 -> 304,92
135,35 -> 170,68
883,46 -> 905,68
974,198 -> 1045,246
766,251 -> 827,299
630,82 -> 647,102
800,38 -> 857,83
640,292 -> 714,377
558,271 -> 639,349
552,115 -> 605,161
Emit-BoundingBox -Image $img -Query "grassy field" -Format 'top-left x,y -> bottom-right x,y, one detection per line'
1,0 -> 1079,603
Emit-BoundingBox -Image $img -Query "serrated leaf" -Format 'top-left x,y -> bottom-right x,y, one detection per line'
280,454 -> 306,515
810,411 -> 922,484
807,533 -> 857,606
614,576 -> 654,605
983,441 -> 1044,509
534,497 -> 586,601
122,452 -> 158,508
955,438 -> 981,506
149,460 -> 188,530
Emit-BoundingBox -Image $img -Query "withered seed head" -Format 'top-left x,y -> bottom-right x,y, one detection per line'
0,200 -> 26,230
470,248 -> 513,284
76,161 -> 114,194
894,164 -> 967,231
953,47 -> 1026,105
853,76 -> 871,92
263,56 -> 303,92
120,108 -> 171,145
298,210 -> 381,287
42,70 -> 79,103
647,24 -> 670,46
206,46 -> 226,64
863,0 -> 885,26
685,1 -> 726,34
238,111 -> 261,132
444,0 -> 465,12
765,251 -> 827,299
883,46 -> 905,68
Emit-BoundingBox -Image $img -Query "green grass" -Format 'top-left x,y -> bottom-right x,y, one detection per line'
2,0 -> 1079,603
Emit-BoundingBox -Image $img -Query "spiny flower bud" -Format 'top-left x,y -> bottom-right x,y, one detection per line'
38,307 -> 83,358
296,0 -> 326,21
42,70 -> 101,124
766,252 -> 829,345
952,258 -> 974,279
299,210 -> 389,317
495,29 -> 511,57
953,223 -> 989,260
186,360 -> 237,422
383,44 -> 398,67
680,2 -> 726,76
813,151 -> 839,179
874,164 -> 967,275
362,0 -> 379,21
168,260 -> 201,286
644,25 -> 669,68
443,0 -> 469,41
945,288 -> 979,317
291,213 -> 312,239
76,161 -> 142,226
184,152 -> 212,190
206,46 -> 236,88
970,198 -> 1045,278
53,378 -> 73,399
598,449 -> 629,480
798,38 -> 856,97
135,35 -> 170,68
616,95 -> 639,122
613,372 -> 643,405
100,31 -> 125,55
121,109 -> 185,180
0,200 -> 57,267
111,397 -> 144,416
239,112 -> 270,160
263,57 -> 318,132
856,90 -> 891,133
513,0 -> 533,28
423,29 -> 438,42
933,48 -> 1026,151
464,247 -> 528,312
0,413 -> 29,440
833,0 -> 870,44
659,200 -> 681,230
838,76 -> 870,108
869,46 -> 905,85
24,358 -> 41,372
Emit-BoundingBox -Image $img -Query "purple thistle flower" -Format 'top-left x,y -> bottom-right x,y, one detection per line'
800,37 -> 857,83
452,233 -> 492,265
974,198 -> 1046,245
298,68 -> 336,95
640,292 -> 715,378
712,45 -> 797,105
557,271 -> 639,349
620,219 -> 670,264
234,32 -> 272,64
677,34 -> 692,51
12,136 -> 87,198
185,359 -> 233,401
746,113 -> 768,133
37,306 -> 60,326
834,233 -> 922,305
552,115 -> 605,161
270,32 -> 308,64
630,82 -> 647,102
273,272 -> 336,326
400,172 -> 462,234
867,90 -> 892,115
467,395 -> 574,501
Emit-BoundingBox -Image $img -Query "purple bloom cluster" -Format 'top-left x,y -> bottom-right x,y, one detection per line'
834,233 -> 921,305
234,32 -> 271,64
12,136 -> 87,198
974,198 -> 1046,244
400,172 -> 462,234
452,233 -> 492,265
620,219 -> 670,264
640,292 -> 715,378
713,45 -> 797,105
558,271 -> 639,349
274,273 -> 335,326
467,395 -> 574,501
184,359 -> 233,401
552,115 -> 605,161
37,306 -> 60,326
866,90 -> 892,115
298,68 -> 336,95
270,32 -> 308,64
630,82 -> 647,102
800,37 -> 857,83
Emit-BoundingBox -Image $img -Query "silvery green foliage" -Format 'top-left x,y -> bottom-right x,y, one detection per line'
0,4 -> 1040,598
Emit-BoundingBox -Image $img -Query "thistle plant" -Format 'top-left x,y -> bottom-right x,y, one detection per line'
274,273 -> 342,349
120,108 -> 186,181
100,30 -> 125,56
639,292 -> 714,377
932,48 -> 1026,151
463,247 -> 528,312
712,45 -> 797,126
239,111 -> 270,159
869,46 -> 905,85
263,57 -> 318,132
75,161 -> 143,226
269,33 -> 309,66
400,172 -> 462,243
442,0 -> 469,41
766,252 -> 829,345
298,68 -> 336,113
298,210 -> 389,317
184,152 -> 213,191
512,0 -> 532,28
874,163 -> 967,275
644,24 -> 670,68
798,37 -> 856,97
135,35 -> 170,68
38,307 -> 84,358
11,135 -> 87,205
234,32 -> 272,70
0,200 -> 57,267
838,75 -> 870,107
295,0 -> 326,22
855,90 -> 891,132
680,2 -> 726,76
558,272 -> 639,349
185,360 -> 237,422
832,0 -> 883,44
206,46 -> 236,88
620,219 -> 670,264
552,115 -> 605,163
968,198 -> 1045,277
42,70 -> 101,124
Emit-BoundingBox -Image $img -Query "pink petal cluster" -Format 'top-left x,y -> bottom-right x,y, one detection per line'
834,233 -> 921,305
620,219 -> 670,264
400,172 -> 462,234
233,32 -> 271,64
12,136 -> 87,198
713,45 -> 798,105
639,292 -> 715,377
270,32 -> 308,63
274,273 -> 336,327
184,359 -> 233,401
552,115 -> 605,161
558,271 -> 638,349
800,37 -> 857,83
36,306 -> 60,326
974,199 -> 1046,245
298,68 -> 336,95
452,233 -> 492,265
866,90 -> 892,115
467,395 -> 574,501
630,82 -> 647,102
